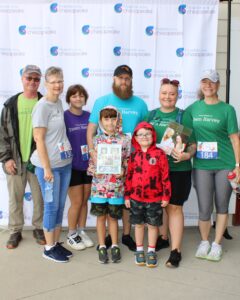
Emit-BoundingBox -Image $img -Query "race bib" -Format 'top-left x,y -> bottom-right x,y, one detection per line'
81,145 -> 89,161
58,141 -> 73,160
196,142 -> 218,159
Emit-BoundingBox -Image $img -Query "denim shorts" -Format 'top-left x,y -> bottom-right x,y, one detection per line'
129,199 -> 163,226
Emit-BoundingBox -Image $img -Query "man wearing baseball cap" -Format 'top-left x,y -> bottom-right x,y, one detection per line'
87,64 -> 148,251
0,64 -> 45,249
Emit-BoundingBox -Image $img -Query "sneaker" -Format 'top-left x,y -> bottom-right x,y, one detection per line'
155,235 -> 170,252
111,246 -> 121,263
79,230 -> 94,248
166,249 -> 182,268
96,234 -> 112,251
33,229 -> 46,245
67,233 -> 86,250
146,251 -> 157,268
195,240 -> 211,259
55,242 -> 73,258
206,243 -> 222,262
98,247 -> 109,264
122,234 -> 136,251
6,232 -> 22,249
223,228 -> 233,240
135,250 -> 146,266
43,246 -> 69,263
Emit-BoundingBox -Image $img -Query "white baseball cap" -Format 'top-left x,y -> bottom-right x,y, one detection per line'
200,69 -> 220,83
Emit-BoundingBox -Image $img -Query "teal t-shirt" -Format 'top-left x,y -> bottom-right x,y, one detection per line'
89,93 -> 148,136
145,108 -> 193,171
185,100 -> 238,170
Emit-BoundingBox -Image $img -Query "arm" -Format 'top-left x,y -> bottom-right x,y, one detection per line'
33,127 -> 53,182
172,142 -> 197,163
229,133 -> 240,182
87,122 -> 98,164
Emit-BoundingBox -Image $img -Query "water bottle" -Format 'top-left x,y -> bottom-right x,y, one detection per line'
44,181 -> 53,203
227,172 -> 240,193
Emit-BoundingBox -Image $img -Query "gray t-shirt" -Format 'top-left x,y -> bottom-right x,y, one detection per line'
31,97 -> 72,168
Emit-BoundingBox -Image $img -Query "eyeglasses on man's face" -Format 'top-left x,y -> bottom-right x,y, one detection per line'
24,76 -> 41,83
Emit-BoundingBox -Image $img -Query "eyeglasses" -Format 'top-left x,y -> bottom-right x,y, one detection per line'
136,133 -> 152,138
161,78 -> 180,87
25,76 -> 41,83
47,80 -> 64,85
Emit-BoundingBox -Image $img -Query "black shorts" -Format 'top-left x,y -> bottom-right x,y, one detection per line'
129,199 -> 163,226
90,203 -> 124,220
169,170 -> 192,206
69,169 -> 92,187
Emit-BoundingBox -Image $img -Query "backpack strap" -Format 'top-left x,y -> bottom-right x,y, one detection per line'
146,109 -> 158,122
175,108 -> 184,124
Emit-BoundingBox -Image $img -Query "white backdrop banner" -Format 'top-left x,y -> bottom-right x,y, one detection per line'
0,0 -> 219,227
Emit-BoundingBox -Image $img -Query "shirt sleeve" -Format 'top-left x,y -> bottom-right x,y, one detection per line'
32,102 -> 49,128
89,98 -> 103,124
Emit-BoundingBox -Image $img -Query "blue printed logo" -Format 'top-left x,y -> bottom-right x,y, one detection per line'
176,48 -> 184,57
145,26 -> 154,36
0,211 -> 3,219
50,3 -> 58,13
178,4 -> 186,14
113,46 -> 121,56
178,88 -> 182,99
82,68 -> 89,78
19,25 -> 26,35
82,25 -> 90,35
24,192 -> 32,201
114,3 -> 122,13
144,69 -> 152,78
50,46 -> 58,56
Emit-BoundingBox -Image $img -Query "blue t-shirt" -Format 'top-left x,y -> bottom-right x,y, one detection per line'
89,93 -> 148,136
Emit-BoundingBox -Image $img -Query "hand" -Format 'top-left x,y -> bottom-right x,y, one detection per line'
125,199 -> 131,208
5,159 -> 17,175
44,167 -> 54,182
172,148 -> 190,163
115,168 -> 124,179
161,200 -> 169,208
233,167 -> 240,184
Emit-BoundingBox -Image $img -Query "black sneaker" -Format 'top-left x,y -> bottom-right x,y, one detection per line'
111,246 -> 121,263
166,249 -> 182,268
156,235 -> 169,252
43,246 -> 69,263
55,242 -> 73,258
223,228 -> 233,240
6,232 -> 22,249
96,234 -> 112,251
122,234 -> 136,251
98,247 -> 109,264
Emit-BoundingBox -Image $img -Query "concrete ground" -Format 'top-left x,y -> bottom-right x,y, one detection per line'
0,227 -> 240,300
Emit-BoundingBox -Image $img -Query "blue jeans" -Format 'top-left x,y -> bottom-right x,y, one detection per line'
35,164 -> 71,232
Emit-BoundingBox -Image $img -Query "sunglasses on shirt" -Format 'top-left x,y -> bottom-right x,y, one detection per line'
161,78 -> 180,87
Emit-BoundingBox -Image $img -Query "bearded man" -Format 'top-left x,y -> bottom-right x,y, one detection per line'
87,65 -> 148,251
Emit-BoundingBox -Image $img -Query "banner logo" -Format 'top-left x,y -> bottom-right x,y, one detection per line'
144,69 -> 152,78
82,68 -> 89,78
19,25 -> 26,35
50,3 -> 58,13
24,192 -> 32,201
82,25 -> 90,35
176,48 -> 184,57
50,46 -> 59,56
145,26 -> 154,36
178,4 -> 186,14
113,46 -> 121,56
114,3 -> 122,13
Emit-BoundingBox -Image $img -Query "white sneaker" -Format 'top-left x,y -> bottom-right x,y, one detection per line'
206,242 -> 222,262
79,230 -> 94,248
67,233 -> 86,250
195,240 -> 211,259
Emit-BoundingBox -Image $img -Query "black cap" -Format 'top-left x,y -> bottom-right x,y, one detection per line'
113,65 -> 133,77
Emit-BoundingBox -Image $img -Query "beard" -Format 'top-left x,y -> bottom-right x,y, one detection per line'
112,82 -> 133,100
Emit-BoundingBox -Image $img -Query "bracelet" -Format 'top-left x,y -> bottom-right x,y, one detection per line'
88,148 -> 95,154
235,163 -> 239,167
